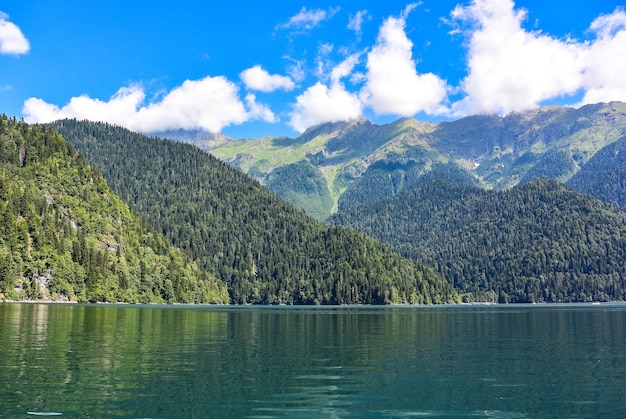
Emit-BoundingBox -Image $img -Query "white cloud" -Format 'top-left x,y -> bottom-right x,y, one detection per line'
578,8 -> 626,105
289,82 -> 362,132
449,1 -> 626,116
23,86 -> 146,127
450,0 -> 584,116
23,76 -> 276,133
276,7 -> 339,34
245,93 -> 277,123
289,53 -> 364,132
360,4 -> 448,116
284,57 -> 307,83
240,65 -> 295,92
588,7 -> 626,39
348,10 -> 370,40
331,52 -> 361,83
0,12 -> 30,55
315,43 -> 335,78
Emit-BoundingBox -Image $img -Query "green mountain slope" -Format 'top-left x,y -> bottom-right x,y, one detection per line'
50,119 -> 458,305
202,102 -> 626,218
330,178 -> 626,303
338,161 -> 480,212
567,135 -> 626,211
264,160 -> 334,220
0,115 -> 228,303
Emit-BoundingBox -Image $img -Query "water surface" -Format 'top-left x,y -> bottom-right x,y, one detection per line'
1,303 -> 625,417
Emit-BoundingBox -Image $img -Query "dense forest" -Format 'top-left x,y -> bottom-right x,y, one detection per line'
567,135 -> 626,211
331,178 -> 626,303
0,115 -> 228,303
338,161 -> 480,211
50,119 -> 458,305
264,160 -> 334,220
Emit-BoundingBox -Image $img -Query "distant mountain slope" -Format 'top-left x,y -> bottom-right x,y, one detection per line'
0,115 -> 228,303
567,135 -> 626,211
330,178 -> 626,303
199,102 -> 626,218
338,161 -> 480,212
264,160 -> 334,220
51,119 -> 458,305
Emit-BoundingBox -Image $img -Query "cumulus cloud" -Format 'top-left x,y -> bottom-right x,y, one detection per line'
245,93 -> 277,123
289,82 -> 363,132
360,4 -> 448,116
240,65 -> 295,92
289,53 -> 364,132
450,0 -> 626,116
276,7 -> 339,34
23,86 -> 147,127
23,76 -> 276,133
579,8 -> 626,105
0,12 -> 30,55
450,0 -> 584,115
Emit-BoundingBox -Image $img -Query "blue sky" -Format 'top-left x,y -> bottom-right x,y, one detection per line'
1,0 -> 625,138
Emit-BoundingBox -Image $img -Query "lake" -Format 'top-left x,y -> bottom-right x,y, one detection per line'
1,303 -> 625,418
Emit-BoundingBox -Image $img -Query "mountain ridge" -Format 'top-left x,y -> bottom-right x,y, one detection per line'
185,102 -> 626,218
50,119 -> 459,305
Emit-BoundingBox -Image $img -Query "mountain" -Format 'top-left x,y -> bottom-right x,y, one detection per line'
0,115 -> 228,303
330,178 -> 626,303
50,119 -> 458,305
197,102 -> 626,218
567,135 -> 626,211
152,129 -> 235,150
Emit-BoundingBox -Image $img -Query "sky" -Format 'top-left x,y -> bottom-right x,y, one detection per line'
1,0 -> 626,138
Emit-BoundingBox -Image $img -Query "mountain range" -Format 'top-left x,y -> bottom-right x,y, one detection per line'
189,102 -> 626,219
4,101 -> 626,304
50,119 -> 458,305
158,101 -> 626,303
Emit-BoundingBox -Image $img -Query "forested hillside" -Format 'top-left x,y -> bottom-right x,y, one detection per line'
331,178 -> 626,303
567,135 -> 626,211
0,115 -> 228,303
338,161 -> 480,211
50,119 -> 458,305
264,160 -> 334,220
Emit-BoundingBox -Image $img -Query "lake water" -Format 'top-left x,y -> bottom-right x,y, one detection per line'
1,303 -> 625,418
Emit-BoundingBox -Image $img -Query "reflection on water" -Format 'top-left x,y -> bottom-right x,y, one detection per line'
0,304 -> 625,417
253,364 -> 375,418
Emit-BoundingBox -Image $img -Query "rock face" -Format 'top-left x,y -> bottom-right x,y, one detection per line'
11,269 -> 68,301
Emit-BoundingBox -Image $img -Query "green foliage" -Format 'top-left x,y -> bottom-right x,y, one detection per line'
50,119 -> 458,305
265,161 -> 334,220
331,178 -> 626,303
520,149 -> 578,184
0,115 -> 228,303
567,135 -> 626,211
338,161 -> 479,211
